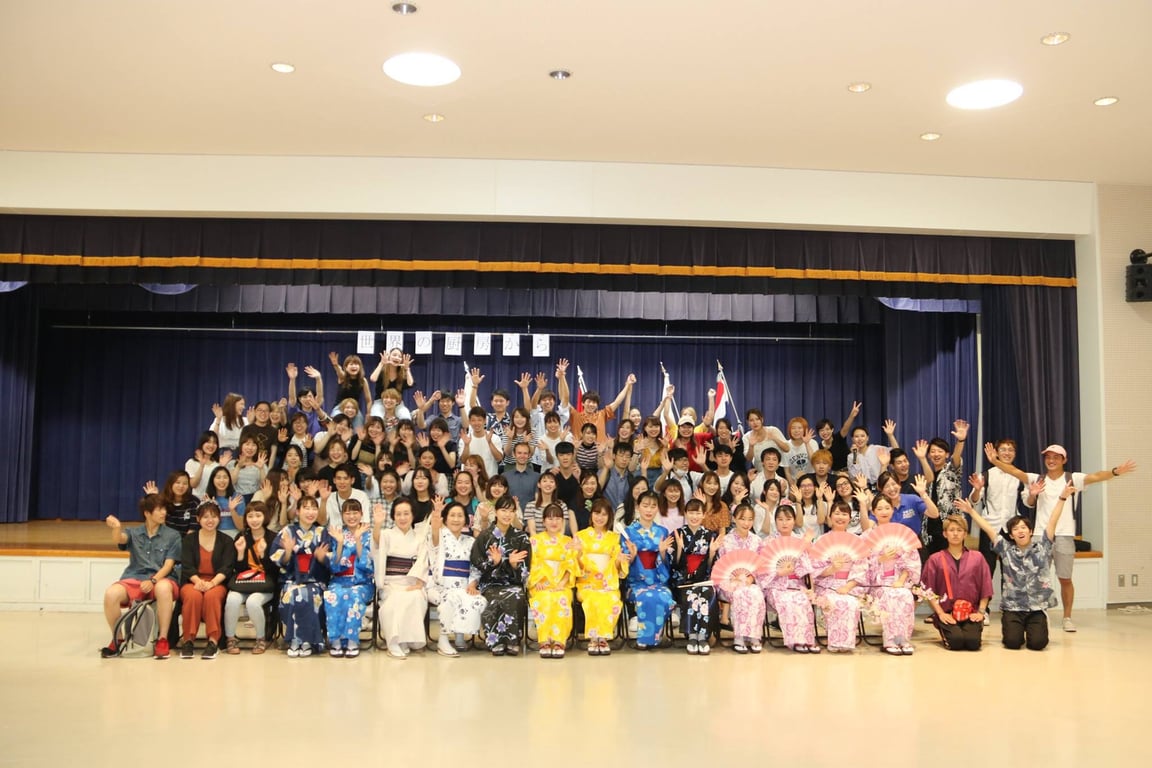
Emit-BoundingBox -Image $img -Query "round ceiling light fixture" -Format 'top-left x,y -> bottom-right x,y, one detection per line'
1040,32 -> 1070,46
423,113 -> 445,122
270,62 -> 295,74
392,3 -> 418,15
847,82 -> 871,93
383,52 -> 461,86
946,79 -> 1023,110
1093,96 -> 1119,107
920,132 -> 942,142
549,69 -> 572,80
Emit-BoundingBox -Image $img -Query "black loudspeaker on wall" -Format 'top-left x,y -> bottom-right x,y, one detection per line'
1127,264 -> 1152,302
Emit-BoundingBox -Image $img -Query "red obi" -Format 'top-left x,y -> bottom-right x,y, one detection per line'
637,551 -> 658,570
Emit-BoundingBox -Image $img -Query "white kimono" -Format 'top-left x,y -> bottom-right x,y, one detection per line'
426,528 -> 486,635
375,524 -> 430,645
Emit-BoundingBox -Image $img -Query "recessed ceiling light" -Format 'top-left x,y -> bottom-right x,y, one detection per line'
270,63 -> 295,74
1040,32 -> 1070,46
946,79 -> 1023,110
392,2 -> 418,14
549,69 -> 572,80
847,82 -> 871,93
920,132 -> 942,142
1093,96 -> 1119,107
383,52 -> 461,87
423,113 -> 445,123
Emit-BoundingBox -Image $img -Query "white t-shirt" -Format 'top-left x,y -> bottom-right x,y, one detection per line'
325,488 -> 372,525
978,466 -> 1022,531
1023,471 -> 1085,538
781,438 -> 819,480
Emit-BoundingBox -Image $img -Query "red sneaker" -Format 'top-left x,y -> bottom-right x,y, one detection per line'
153,637 -> 170,660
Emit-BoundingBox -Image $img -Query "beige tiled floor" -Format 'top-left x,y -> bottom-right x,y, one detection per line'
4,609 -> 1151,767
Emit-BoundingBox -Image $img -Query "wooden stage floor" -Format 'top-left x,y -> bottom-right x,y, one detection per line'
0,520 -> 132,557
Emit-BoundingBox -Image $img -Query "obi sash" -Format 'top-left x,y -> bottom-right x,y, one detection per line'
637,551 -> 658,570
335,553 -> 356,578
443,559 -> 470,579
587,553 -> 610,572
834,570 -> 849,580
385,555 -> 416,577
295,553 -> 313,573
685,553 -> 705,575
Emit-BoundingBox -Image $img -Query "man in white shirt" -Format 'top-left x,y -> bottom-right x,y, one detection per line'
322,464 -> 372,525
985,442 -> 1136,632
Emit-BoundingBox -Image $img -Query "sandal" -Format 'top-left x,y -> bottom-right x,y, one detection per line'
884,646 -> 903,656
252,639 -> 267,655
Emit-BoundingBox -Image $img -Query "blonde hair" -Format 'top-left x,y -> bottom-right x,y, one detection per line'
942,513 -> 969,534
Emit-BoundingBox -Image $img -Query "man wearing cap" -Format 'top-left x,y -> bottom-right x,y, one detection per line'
985,442 -> 1136,632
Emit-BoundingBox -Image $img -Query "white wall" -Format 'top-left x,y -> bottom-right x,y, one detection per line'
0,151 -> 1094,236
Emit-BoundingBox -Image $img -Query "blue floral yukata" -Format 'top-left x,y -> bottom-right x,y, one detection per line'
322,527 -> 375,648
623,521 -> 675,646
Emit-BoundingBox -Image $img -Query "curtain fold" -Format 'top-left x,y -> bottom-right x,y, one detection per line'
0,291 -> 39,523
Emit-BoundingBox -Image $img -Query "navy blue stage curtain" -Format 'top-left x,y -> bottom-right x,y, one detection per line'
981,285 -> 1081,472
0,215 -> 1077,299
880,306 -> 980,471
33,320 -> 932,520
0,290 -> 39,523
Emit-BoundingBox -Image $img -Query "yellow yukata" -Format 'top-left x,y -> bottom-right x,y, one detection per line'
575,528 -> 629,640
528,532 -> 579,644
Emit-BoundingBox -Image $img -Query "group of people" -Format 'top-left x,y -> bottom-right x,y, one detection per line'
99,349 -> 1137,659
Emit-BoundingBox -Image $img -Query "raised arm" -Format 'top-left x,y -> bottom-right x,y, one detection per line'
882,419 -> 899,449
1045,488 -> 1076,542
369,351 -> 386,384
1082,459 -> 1138,486
555,359 -> 571,409
984,442 -> 1029,484
950,419 -> 969,468
699,388 -> 716,428
912,439 -> 935,483
954,498 -> 998,542
516,372 -> 534,411
468,368 -> 484,409
912,474 -> 941,519
286,363 -> 298,407
839,401 -> 862,438
328,351 -> 347,384
607,374 -> 636,413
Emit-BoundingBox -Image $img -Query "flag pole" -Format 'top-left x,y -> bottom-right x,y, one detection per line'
717,359 -> 743,434
660,361 -> 679,419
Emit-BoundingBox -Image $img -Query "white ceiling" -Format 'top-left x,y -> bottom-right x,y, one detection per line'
2,0 -> 1150,185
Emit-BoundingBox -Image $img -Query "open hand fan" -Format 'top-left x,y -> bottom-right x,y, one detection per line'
758,537 -> 810,575
711,550 -> 772,589
808,531 -> 869,564
863,523 -> 921,555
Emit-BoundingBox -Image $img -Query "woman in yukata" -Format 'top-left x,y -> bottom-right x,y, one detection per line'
715,502 -> 767,653
759,506 -> 819,653
672,498 -> 720,655
576,499 -> 630,656
374,497 -> 431,660
470,496 -> 532,656
622,491 -> 675,650
319,498 -> 374,658
527,503 -> 580,658
427,500 -> 487,657
866,494 -> 923,656
809,503 -> 868,654
272,495 -> 328,657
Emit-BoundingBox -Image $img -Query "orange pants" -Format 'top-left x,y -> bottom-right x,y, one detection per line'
179,583 -> 227,642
